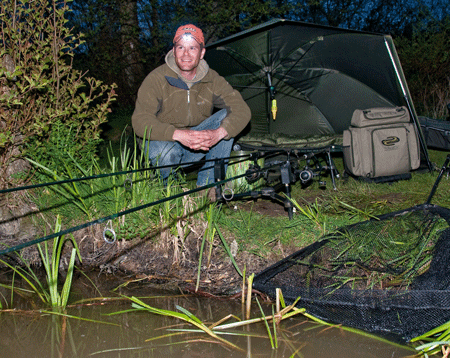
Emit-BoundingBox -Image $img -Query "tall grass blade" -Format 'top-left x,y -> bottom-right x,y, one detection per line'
175,305 -> 203,324
27,158 -> 91,217
215,223 -> 243,277
35,215 -> 82,308
60,248 -> 77,307
41,310 -> 121,326
195,233 -> 207,292
246,273 -> 254,320
0,257 -> 49,304
255,297 -> 275,349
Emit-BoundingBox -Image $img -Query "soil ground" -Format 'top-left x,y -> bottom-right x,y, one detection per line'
75,198 -> 299,296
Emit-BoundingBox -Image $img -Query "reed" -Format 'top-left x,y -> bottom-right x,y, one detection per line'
0,215 -> 81,308
27,157 -> 93,219
411,321 -> 450,357
123,296 -> 245,352
111,289 -> 306,354
37,215 -> 82,308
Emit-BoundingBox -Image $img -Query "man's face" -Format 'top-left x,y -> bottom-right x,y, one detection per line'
173,35 -> 205,78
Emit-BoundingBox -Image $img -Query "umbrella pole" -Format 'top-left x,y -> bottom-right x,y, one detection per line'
384,37 -> 433,172
266,72 -> 277,120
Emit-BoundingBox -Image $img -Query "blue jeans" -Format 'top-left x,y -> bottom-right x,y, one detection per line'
143,109 -> 233,186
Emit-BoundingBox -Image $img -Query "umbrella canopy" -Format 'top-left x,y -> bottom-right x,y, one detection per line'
205,19 -> 420,141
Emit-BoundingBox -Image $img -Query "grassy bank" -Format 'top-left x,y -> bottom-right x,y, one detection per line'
9,103 -> 449,274
25,126 -> 450,267
93,108 -> 450,255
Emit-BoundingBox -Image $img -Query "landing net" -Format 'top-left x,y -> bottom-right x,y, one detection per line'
253,204 -> 450,341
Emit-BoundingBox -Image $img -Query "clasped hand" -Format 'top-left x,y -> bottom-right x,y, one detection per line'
173,127 -> 228,151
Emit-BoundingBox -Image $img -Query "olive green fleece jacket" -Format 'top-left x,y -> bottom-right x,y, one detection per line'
132,49 -> 251,141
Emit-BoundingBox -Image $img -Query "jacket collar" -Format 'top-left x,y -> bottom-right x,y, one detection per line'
165,49 -> 209,85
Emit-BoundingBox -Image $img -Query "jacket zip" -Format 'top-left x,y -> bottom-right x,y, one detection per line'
187,89 -> 191,123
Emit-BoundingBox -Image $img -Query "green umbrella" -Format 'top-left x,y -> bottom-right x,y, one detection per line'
205,19 -> 430,169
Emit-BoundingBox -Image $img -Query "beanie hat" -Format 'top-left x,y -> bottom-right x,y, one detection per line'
173,24 -> 205,46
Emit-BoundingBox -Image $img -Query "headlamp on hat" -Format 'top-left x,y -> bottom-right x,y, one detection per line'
182,33 -> 194,41
173,24 -> 205,46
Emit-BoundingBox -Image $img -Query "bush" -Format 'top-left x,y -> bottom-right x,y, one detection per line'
0,0 -> 116,188
396,17 -> 450,119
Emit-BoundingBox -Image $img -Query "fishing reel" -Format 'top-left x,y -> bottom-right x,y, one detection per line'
245,163 -> 263,183
214,147 -> 338,219
298,168 -> 314,184
239,149 -> 336,189
297,167 -> 327,187
293,151 -> 338,189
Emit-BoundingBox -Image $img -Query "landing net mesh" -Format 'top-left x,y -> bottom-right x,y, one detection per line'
253,204 -> 450,341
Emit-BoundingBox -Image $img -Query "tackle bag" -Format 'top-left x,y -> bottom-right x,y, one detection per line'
343,106 -> 420,178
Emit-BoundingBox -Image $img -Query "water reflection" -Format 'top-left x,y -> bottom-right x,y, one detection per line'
0,273 -> 414,357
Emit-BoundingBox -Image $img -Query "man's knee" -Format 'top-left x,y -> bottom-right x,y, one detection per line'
145,141 -> 180,164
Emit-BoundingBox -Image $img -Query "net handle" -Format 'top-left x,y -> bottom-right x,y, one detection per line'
426,154 -> 450,205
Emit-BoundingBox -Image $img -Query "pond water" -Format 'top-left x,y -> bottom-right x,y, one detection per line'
0,271 -> 415,358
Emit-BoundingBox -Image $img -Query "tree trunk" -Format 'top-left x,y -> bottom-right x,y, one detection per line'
119,0 -> 144,100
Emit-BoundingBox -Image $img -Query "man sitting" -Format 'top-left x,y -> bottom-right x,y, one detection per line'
132,24 -> 251,187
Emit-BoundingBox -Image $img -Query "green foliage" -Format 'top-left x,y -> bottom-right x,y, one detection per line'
31,132 -> 162,239
412,321 -> 450,357
214,223 -> 243,276
0,0 -> 116,187
217,205 -> 311,257
289,197 -> 329,235
322,212 -> 448,290
196,203 -> 219,290
114,292 -> 306,354
124,296 -> 244,352
0,253 -> 51,307
27,120 -> 101,178
102,133 -> 162,240
28,156 -> 97,219
0,215 -> 81,309
395,16 -> 450,119
37,215 -> 82,308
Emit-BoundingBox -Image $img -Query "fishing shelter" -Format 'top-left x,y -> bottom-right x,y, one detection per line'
205,19 -> 431,169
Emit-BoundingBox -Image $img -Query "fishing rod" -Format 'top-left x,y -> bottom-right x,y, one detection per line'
0,150 -> 275,256
0,150 -> 278,195
0,147 -> 337,255
0,172 -> 251,257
